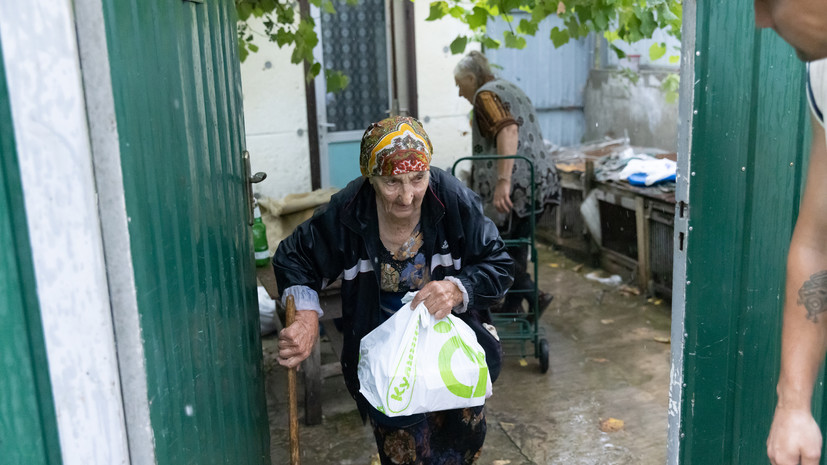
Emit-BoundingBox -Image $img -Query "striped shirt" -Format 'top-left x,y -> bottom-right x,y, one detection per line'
808,58 -> 827,129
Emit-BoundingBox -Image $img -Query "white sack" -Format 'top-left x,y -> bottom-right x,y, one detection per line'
358,301 -> 492,417
258,286 -> 278,335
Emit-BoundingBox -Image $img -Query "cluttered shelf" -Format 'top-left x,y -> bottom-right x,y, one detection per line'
546,138 -> 677,298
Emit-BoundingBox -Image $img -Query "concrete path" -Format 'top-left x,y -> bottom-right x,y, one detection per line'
264,244 -> 672,465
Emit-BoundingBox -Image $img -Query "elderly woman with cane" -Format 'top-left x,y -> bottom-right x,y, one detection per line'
274,116 -> 513,464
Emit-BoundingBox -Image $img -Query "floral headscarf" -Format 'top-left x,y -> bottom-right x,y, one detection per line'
359,116 -> 433,177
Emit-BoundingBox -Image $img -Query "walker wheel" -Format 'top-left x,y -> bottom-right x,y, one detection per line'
539,338 -> 550,374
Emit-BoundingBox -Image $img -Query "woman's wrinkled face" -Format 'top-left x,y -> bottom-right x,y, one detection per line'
455,74 -> 478,104
754,0 -> 827,61
372,170 -> 430,222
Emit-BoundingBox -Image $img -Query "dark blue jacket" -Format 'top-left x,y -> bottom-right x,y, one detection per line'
273,167 -> 513,417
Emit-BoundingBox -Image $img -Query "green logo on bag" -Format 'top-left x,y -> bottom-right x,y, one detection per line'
386,323 -> 419,413
434,320 -> 488,399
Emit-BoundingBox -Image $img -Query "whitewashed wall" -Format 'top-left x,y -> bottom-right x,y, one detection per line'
240,19 -> 312,200
585,27 -> 681,151
240,9 -> 474,201
608,28 -> 682,70
411,2 -> 474,174
583,69 -> 679,151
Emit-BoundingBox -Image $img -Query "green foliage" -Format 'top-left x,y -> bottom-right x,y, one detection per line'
325,69 -> 350,94
450,36 -> 470,54
661,72 -> 680,104
427,1 -> 450,20
517,18 -> 538,36
235,0 -> 355,83
549,26 -> 569,48
503,30 -> 527,49
234,0 -> 682,93
649,42 -> 667,61
425,0 -> 682,56
617,67 -> 640,86
468,7 -> 490,28
609,43 -> 627,59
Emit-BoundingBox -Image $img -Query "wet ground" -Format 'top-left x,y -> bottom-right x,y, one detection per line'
263,244 -> 672,464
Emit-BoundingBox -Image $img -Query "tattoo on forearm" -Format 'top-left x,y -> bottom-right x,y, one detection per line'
799,270 -> 827,322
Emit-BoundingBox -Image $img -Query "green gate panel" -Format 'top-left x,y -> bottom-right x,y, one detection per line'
100,1 -> 269,463
679,1 -> 813,463
0,39 -> 62,465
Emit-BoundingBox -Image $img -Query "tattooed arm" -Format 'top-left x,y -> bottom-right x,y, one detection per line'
768,115 -> 827,465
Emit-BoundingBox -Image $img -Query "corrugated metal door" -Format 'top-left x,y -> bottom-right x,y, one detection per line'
0,38 -> 62,465
486,13 -> 593,146
670,0 -> 814,463
100,1 -> 269,463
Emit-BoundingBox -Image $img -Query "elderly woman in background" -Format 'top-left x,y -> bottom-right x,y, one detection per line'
274,116 -> 513,464
454,50 -> 560,316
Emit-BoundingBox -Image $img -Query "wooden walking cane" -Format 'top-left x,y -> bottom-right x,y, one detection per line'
285,295 -> 301,465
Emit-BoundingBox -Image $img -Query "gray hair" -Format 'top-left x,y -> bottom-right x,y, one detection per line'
453,51 -> 495,85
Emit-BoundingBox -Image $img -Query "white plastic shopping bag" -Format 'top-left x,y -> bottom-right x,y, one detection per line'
357,299 -> 493,417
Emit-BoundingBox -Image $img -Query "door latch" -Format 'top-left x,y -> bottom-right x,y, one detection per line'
243,150 -> 267,225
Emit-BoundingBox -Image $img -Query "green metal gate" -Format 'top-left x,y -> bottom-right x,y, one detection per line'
99,1 -> 269,463
0,37 -> 62,465
671,0 -> 815,463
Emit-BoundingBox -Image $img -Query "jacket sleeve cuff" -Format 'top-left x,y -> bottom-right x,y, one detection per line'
281,285 -> 324,318
445,276 -> 469,314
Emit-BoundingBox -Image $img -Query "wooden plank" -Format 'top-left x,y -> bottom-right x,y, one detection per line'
635,196 -> 650,294
599,249 -> 637,282
583,160 -> 594,194
320,319 -> 344,361
302,338 -> 322,426
320,363 -> 343,379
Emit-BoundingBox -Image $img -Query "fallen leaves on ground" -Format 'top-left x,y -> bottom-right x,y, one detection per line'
599,418 -> 625,432
519,358 -> 528,367
600,319 -> 614,325
548,262 -> 560,268
653,336 -> 671,344
493,460 -> 512,465
588,357 -> 609,363
573,263 -> 584,272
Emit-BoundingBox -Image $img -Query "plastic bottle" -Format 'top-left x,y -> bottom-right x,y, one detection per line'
252,204 -> 269,267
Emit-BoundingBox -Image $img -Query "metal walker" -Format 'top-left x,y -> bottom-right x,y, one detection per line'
452,155 -> 550,373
